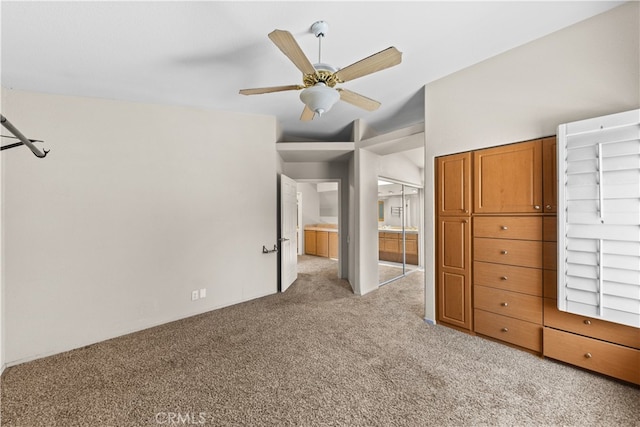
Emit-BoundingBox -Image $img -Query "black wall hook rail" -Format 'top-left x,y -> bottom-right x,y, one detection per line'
262,245 -> 278,254
1,136 -> 44,151
0,115 -> 49,158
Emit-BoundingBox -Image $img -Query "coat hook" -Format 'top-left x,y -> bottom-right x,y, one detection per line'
262,244 -> 278,254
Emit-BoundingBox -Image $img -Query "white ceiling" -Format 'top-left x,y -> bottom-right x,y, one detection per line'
1,1 -> 623,142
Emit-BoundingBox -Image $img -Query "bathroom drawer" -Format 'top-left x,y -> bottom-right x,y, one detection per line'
543,298 -> 640,349
544,327 -> 640,385
474,261 -> 542,296
474,285 -> 542,324
474,309 -> 542,352
474,238 -> 542,268
473,216 -> 542,240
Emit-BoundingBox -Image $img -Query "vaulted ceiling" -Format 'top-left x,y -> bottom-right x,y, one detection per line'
1,1 -> 623,142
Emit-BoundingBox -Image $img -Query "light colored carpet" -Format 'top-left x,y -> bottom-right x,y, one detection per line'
378,261 -> 421,285
1,255 -> 639,426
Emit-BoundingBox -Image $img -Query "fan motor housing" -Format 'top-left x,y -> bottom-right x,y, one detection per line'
304,64 -> 340,88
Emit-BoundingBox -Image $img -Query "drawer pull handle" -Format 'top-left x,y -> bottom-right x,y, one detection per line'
501,276 -> 508,281
583,320 -> 591,325
501,327 -> 509,333
501,302 -> 508,307
585,353 -> 592,359
501,250 -> 508,255
500,226 -> 508,230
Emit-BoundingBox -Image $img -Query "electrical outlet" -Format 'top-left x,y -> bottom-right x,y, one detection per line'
199,288 -> 206,298
191,290 -> 199,301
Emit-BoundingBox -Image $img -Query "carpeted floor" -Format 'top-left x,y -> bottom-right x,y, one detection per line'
378,261 -> 421,285
1,255 -> 639,426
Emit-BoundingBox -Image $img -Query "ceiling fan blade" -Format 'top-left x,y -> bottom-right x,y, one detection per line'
268,30 -> 317,76
300,105 -> 315,121
239,85 -> 303,95
337,88 -> 381,111
334,47 -> 402,83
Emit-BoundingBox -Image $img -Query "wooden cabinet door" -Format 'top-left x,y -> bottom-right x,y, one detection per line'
328,232 -> 338,259
542,137 -> 557,213
437,217 -> 472,330
316,231 -> 329,257
474,140 -> 542,213
304,230 -> 316,255
437,152 -> 471,216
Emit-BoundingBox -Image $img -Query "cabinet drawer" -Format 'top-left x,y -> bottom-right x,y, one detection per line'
382,232 -> 399,239
543,242 -> 557,270
543,299 -> 640,349
543,216 -> 557,242
474,309 -> 542,352
474,216 -> 542,240
475,285 -> 542,324
543,270 -> 557,299
474,261 -> 542,296
544,327 -> 640,385
474,238 -> 542,268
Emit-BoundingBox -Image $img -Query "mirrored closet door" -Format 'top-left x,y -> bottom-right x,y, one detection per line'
378,179 -> 423,285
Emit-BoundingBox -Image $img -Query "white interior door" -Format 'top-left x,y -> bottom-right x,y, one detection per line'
281,174 -> 298,291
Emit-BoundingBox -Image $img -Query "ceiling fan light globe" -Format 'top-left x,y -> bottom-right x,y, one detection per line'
300,83 -> 340,116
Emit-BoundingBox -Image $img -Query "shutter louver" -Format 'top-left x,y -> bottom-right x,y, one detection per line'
558,109 -> 640,328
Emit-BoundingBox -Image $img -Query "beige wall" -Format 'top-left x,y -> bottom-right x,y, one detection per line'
379,150 -> 423,188
423,2 -> 640,322
0,123 -> 3,373
1,89 -> 278,365
355,147 -> 381,296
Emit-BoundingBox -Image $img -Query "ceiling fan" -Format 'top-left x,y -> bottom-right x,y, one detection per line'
239,21 -> 402,121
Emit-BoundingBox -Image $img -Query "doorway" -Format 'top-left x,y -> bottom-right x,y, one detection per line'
294,180 -> 342,280
378,178 -> 423,285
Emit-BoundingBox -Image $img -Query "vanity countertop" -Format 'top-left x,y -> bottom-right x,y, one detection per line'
378,227 -> 418,234
304,224 -> 338,232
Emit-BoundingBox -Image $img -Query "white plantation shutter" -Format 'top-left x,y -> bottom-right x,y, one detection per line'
558,109 -> 640,328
